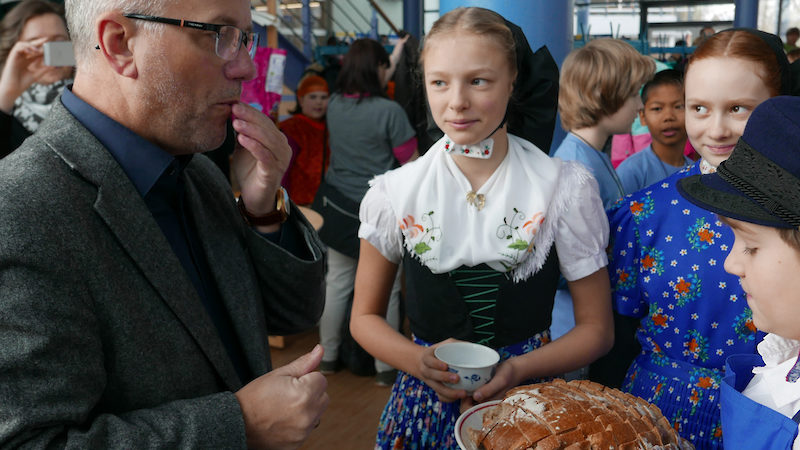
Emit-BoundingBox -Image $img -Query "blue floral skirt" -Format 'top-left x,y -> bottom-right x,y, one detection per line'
623,353 -> 724,449
374,332 -> 550,450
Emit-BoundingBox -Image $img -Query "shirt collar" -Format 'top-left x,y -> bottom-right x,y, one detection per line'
752,334 -> 800,407
61,87 -> 189,197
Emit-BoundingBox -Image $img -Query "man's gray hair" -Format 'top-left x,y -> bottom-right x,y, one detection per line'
65,0 -> 173,66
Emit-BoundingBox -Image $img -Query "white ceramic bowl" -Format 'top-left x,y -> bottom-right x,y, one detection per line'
434,342 -> 499,392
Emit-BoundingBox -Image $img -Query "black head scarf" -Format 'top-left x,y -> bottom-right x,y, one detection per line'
502,19 -> 560,153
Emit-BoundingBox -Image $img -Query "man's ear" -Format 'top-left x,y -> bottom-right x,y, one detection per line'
96,12 -> 138,78
638,108 -> 647,126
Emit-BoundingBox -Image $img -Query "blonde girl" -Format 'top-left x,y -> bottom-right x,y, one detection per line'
351,7 -> 613,448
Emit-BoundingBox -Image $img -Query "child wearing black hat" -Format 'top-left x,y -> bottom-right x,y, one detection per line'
679,95 -> 800,449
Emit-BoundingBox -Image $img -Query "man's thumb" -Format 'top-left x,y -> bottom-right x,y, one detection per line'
273,344 -> 324,378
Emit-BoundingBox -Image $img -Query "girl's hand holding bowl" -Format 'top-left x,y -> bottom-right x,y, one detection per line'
434,342 -> 500,393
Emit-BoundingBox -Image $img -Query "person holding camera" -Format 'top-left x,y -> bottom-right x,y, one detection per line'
0,0 -> 73,158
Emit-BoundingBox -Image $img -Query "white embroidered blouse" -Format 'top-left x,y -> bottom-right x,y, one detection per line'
358,134 -> 609,282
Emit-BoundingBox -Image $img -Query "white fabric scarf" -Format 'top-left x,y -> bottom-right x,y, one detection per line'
381,134 -> 562,281
13,79 -> 71,133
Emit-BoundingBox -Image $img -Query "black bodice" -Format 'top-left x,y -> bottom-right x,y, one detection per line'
402,249 -> 560,349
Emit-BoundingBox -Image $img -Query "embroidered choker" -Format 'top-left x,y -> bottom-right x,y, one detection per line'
443,135 -> 494,159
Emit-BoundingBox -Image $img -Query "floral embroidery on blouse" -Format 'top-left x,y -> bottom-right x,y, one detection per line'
496,209 -> 544,271
399,211 -> 441,262
399,207 -> 548,273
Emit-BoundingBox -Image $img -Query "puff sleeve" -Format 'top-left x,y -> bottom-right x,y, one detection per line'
358,176 -> 404,264
553,161 -> 610,281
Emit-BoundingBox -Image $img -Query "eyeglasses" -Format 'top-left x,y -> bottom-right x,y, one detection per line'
123,13 -> 259,61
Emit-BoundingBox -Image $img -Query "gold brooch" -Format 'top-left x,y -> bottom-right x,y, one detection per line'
466,191 -> 485,211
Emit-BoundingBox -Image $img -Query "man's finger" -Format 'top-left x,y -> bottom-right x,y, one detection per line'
235,133 -> 273,165
271,344 -> 324,378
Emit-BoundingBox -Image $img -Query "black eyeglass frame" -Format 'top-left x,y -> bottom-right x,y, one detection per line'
122,13 -> 259,60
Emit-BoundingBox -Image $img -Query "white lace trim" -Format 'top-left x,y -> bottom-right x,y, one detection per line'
510,161 -> 595,282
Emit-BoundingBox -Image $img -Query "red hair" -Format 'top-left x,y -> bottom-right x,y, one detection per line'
686,30 -> 783,97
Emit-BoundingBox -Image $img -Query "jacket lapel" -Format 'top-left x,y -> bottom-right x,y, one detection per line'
183,170 -> 270,377
38,102 -> 243,390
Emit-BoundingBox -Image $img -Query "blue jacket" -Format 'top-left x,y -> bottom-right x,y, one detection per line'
721,354 -> 800,449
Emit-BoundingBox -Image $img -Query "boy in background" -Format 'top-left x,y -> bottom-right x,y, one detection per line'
616,69 -> 691,194
678,95 -> 800,448
553,38 -> 654,209
550,38 -> 654,356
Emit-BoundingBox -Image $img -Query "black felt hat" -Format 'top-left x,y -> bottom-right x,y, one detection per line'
678,96 -> 800,229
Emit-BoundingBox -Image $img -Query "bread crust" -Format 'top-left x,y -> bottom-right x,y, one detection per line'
470,379 -> 693,450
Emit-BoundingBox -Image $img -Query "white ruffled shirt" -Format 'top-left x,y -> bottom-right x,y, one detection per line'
742,333 -> 800,449
358,134 -> 609,282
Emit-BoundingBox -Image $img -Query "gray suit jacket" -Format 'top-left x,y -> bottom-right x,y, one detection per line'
0,101 -> 326,448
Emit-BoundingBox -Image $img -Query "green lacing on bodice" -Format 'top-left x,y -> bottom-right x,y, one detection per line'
449,265 -> 505,347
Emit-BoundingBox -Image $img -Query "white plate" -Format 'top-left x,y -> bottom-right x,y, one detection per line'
454,400 -> 501,450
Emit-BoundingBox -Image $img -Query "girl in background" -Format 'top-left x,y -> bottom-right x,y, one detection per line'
279,75 -> 330,206
351,8 -> 613,448
607,29 -> 792,449
316,38 -> 417,385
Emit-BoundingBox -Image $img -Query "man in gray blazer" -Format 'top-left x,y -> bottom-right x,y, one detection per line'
0,0 -> 329,448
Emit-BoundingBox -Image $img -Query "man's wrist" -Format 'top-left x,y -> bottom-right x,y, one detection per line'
237,187 -> 290,227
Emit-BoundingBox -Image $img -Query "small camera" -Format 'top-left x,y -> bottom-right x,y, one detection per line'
43,41 -> 76,67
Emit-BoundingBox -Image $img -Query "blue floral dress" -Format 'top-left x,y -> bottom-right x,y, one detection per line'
607,162 -> 759,449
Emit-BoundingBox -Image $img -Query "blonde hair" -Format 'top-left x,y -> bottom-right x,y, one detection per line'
420,7 -> 516,80
559,38 -> 655,131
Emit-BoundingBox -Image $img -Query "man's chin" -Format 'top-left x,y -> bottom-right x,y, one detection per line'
171,130 -> 228,155
199,117 -> 232,151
